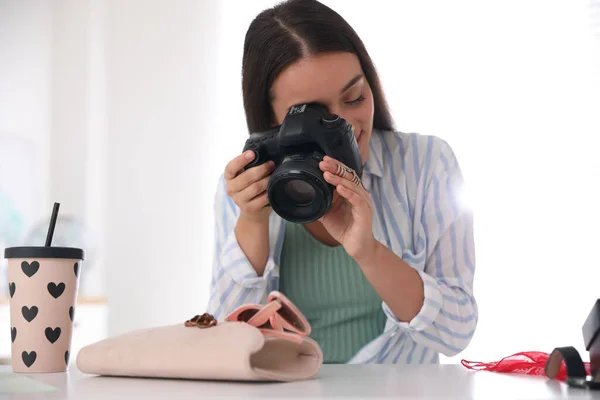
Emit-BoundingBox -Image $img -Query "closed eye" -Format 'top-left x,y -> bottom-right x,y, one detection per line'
345,94 -> 365,105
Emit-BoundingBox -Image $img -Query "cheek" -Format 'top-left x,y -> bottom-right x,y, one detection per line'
342,110 -> 368,134
344,103 -> 374,145
357,99 -> 375,163
346,98 -> 374,134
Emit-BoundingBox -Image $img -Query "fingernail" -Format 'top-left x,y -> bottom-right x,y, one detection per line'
245,151 -> 254,160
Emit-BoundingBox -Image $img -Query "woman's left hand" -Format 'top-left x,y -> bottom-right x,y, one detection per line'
318,155 -> 377,261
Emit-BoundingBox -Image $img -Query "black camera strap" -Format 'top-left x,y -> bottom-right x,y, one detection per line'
545,346 -> 600,390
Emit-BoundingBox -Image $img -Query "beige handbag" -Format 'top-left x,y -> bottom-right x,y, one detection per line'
76,291 -> 323,382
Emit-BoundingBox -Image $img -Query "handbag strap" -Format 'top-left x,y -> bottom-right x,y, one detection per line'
222,294 -> 309,344
545,346 -> 600,390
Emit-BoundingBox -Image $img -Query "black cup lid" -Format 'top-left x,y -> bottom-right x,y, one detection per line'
4,246 -> 85,260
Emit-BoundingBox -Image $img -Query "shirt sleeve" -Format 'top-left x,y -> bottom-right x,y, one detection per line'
205,174 -> 278,321
382,140 -> 478,357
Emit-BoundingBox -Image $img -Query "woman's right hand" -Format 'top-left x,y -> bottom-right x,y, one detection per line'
224,150 -> 275,223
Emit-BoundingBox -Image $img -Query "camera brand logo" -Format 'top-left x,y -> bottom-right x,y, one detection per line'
288,105 -> 306,115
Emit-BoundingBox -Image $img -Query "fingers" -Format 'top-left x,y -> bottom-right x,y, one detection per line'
319,157 -> 342,178
224,151 -> 275,216
224,150 -> 256,180
319,156 -> 362,187
323,171 -> 363,198
335,184 -> 365,208
237,176 -> 269,203
320,155 -> 370,209
325,171 -> 373,213
244,192 -> 270,213
226,160 -> 275,195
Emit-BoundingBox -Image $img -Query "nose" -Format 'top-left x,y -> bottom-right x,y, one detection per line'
327,105 -> 342,117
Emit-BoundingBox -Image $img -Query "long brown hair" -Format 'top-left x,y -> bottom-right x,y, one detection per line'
241,0 -> 395,134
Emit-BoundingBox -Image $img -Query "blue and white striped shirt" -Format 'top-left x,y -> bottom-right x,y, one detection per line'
207,129 -> 478,364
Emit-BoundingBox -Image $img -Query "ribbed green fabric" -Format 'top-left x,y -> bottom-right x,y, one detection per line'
278,221 -> 387,364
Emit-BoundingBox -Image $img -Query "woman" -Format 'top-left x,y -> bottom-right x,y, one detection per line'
207,0 -> 477,364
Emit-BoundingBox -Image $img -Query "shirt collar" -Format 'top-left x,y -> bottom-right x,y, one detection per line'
363,129 -> 384,178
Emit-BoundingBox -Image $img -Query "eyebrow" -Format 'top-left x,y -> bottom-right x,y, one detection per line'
271,73 -> 364,102
340,74 -> 364,93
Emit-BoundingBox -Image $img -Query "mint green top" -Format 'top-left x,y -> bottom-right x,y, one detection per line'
278,221 -> 387,364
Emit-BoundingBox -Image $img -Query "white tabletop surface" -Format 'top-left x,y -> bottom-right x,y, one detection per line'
2,364 -> 600,399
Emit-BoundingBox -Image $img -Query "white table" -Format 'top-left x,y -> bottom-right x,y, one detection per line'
3,364 -> 600,399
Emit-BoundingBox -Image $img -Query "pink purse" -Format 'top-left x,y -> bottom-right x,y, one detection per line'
76,291 -> 323,382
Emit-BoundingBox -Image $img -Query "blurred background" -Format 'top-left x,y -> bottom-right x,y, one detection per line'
1,0 -> 599,364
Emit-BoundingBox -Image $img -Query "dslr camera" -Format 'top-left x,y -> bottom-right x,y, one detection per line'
242,102 -> 363,224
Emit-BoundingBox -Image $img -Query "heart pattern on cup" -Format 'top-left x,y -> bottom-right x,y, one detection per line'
22,351 -> 37,367
45,327 -> 61,344
21,306 -> 38,322
47,282 -> 65,299
11,259 -> 78,369
21,261 -> 40,277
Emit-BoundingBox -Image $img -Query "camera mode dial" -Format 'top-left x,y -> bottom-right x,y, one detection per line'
321,114 -> 341,129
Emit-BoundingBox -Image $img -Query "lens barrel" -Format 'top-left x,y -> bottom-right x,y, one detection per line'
267,154 -> 333,223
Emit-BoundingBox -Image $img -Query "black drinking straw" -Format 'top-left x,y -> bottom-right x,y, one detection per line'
45,202 -> 60,247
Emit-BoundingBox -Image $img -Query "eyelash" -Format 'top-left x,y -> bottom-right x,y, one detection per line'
346,94 -> 365,106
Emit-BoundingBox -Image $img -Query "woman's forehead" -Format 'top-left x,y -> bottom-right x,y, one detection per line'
270,52 -> 364,107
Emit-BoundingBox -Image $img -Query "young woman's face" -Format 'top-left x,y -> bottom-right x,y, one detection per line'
270,52 -> 375,165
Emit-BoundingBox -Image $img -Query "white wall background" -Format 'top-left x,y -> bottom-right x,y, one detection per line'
0,0 -> 52,240
1,0 -> 599,364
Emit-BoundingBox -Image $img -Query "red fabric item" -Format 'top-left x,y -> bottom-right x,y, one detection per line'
461,351 -> 591,381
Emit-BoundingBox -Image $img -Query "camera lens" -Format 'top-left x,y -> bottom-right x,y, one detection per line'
267,154 -> 333,224
284,180 -> 316,205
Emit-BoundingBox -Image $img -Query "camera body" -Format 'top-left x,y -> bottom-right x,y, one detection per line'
583,299 -> 600,378
242,102 -> 363,223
